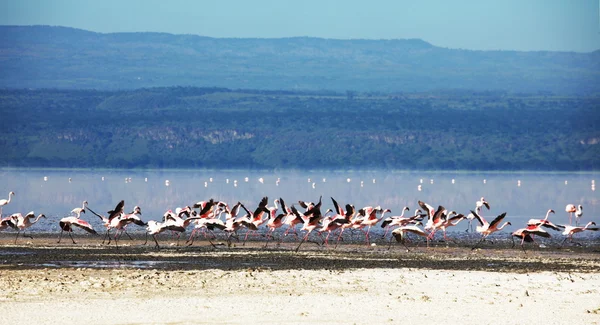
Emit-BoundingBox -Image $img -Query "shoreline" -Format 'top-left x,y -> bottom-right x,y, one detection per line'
1,237 -> 600,324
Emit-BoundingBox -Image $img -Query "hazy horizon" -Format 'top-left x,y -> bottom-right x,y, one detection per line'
1,0 -> 599,53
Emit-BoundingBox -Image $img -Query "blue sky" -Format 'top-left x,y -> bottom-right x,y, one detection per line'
1,0 -> 598,52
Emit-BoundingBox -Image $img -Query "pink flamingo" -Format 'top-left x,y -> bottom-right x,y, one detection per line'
14,211 -> 46,243
58,216 -> 97,244
471,211 -> 511,249
359,207 -> 390,245
511,224 -> 551,252
388,221 -> 429,250
565,204 -> 576,225
527,209 -> 563,231
561,221 -> 598,245
0,215 -> 18,231
294,204 -> 324,252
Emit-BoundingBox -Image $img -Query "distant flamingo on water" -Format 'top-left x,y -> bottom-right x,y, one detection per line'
565,204 -> 577,225
0,191 -> 15,217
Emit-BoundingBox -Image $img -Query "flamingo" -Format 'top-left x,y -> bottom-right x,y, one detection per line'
574,205 -> 583,226
388,221 -> 429,250
147,210 -> 205,248
0,215 -> 18,231
438,212 -> 466,241
281,197 -> 305,239
108,206 -> 145,248
527,209 -> 563,231
476,197 -> 490,213
465,197 -> 489,232
318,213 -> 349,247
417,201 -> 436,219
0,191 -> 15,217
264,213 -> 287,247
381,206 -> 410,237
294,205 -> 323,252
423,205 -> 447,240
58,216 -> 97,244
511,224 -> 551,252
471,211 -> 511,249
146,220 -> 185,249
381,208 -> 424,238
14,211 -> 46,243
71,200 -> 88,218
333,204 -> 357,248
359,207 -> 390,245
565,204 -> 577,225
239,197 -> 270,244
561,221 -> 598,245
221,202 -> 245,243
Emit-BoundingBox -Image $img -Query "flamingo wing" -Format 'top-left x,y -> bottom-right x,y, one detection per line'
488,212 -> 507,229
331,197 -> 342,215
469,210 -> 486,226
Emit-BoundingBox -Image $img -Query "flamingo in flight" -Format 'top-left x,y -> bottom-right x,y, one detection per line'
14,211 -> 46,243
511,224 -> 551,252
388,221 -> 429,250
294,204 -> 324,252
470,210 -> 511,249
58,216 -> 97,244
0,215 -> 18,231
527,209 -> 563,231
561,221 -> 598,246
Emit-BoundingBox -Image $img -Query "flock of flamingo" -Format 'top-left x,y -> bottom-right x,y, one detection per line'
0,190 -> 596,251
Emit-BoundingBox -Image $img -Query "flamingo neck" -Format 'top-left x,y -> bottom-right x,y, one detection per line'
497,222 -> 510,230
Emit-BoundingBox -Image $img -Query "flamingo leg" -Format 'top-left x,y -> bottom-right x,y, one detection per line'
123,231 -> 133,241
471,236 -> 485,250
334,228 -> 346,249
295,231 -> 311,252
14,231 -> 20,244
68,231 -> 76,244
186,229 -> 197,246
264,229 -> 274,248
153,234 -> 160,249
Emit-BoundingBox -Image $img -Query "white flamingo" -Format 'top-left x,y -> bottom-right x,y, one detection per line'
0,191 -> 15,217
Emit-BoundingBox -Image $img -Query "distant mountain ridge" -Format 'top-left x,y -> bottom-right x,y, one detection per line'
0,25 -> 598,94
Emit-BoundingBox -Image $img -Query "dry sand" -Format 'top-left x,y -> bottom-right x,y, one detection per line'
0,235 -> 599,324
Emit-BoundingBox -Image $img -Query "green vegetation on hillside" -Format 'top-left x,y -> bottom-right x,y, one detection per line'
1,87 -> 598,170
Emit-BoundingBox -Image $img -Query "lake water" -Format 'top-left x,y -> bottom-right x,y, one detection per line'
0,169 -> 597,235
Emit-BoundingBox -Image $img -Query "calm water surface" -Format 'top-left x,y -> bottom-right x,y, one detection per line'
0,169 -> 597,234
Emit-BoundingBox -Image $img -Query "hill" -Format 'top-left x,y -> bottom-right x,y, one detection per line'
0,25 -> 598,94
0,87 -> 598,170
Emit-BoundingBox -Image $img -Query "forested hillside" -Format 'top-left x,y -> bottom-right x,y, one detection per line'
0,25 -> 598,94
1,87 -> 598,170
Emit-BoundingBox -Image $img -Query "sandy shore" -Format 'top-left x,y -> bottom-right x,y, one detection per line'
1,235 -> 599,324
